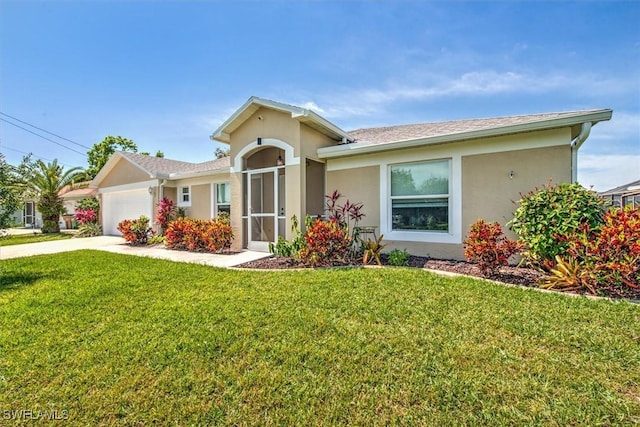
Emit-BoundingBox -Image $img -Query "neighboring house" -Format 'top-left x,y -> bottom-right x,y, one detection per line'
13,199 -> 41,228
59,184 -> 98,229
94,96 -> 612,259
8,182 -> 96,230
600,179 -> 640,208
89,153 -> 230,235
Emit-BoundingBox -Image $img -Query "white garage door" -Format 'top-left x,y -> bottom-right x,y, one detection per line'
102,189 -> 153,236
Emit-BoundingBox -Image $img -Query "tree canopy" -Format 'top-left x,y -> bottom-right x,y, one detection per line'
0,154 -> 32,229
86,136 -> 138,179
25,159 -> 86,233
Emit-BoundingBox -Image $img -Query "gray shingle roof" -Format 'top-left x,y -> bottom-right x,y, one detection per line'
118,151 -> 230,176
600,179 -> 640,195
347,110 -> 606,145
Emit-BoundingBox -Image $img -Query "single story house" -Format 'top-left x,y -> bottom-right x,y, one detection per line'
7,183 -> 95,230
600,179 -> 640,208
91,96 -> 612,259
89,153 -> 230,235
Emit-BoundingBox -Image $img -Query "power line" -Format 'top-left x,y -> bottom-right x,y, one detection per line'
0,111 -> 91,150
0,145 -> 77,168
0,117 -> 88,157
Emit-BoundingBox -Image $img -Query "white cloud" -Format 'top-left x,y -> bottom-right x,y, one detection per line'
578,154 -> 640,192
299,101 -> 326,115
288,70 -> 633,122
589,111 -> 640,144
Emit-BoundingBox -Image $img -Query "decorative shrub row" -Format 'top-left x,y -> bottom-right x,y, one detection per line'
545,205 -> 640,295
164,216 -> 233,253
270,191 -> 367,267
463,181 -> 639,296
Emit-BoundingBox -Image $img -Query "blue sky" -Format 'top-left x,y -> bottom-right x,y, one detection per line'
1,1 -> 638,191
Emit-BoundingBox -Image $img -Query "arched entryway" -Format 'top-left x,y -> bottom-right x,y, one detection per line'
237,141 -> 293,251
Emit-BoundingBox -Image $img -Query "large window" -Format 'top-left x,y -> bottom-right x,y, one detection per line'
390,159 -> 450,232
216,182 -> 231,214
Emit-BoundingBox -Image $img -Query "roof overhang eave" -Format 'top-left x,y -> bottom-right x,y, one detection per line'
318,109 -> 613,159
169,167 -> 231,180
292,109 -> 351,142
210,96 -> 351,143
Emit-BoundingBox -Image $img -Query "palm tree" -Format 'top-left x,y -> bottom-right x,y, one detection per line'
26,160 -> 86,233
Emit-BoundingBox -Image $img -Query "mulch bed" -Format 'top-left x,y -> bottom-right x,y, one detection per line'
237,255 -> 640,301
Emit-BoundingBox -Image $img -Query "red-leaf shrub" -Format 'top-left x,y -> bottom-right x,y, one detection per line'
74,208 -> 97,225
203,217 -> 233,252
156,197 -> 176,234
562,205 -> 640,293
299,219 -> 351,267
117,216 -> 152,245
165,216 -> 233,253
464,219 -> 522,276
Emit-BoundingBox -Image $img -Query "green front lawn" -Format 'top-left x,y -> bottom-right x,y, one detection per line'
1,251 -> 638,425
0,232 -> 73,247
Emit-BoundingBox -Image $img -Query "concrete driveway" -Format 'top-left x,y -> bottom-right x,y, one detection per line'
0,235 -> 270,268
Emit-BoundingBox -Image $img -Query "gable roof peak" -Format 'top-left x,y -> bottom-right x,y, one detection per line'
210,96 -> 350,144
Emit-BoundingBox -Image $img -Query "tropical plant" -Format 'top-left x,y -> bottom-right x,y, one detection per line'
74,208 -> 97,225
508,182 -> 607,269
387,248 -> 410,267
0,153 -> 32,229
76,222 -> 103,238
269,214 -> 307,258
325,190 -> 365,259
164,216 -> 233,253
464,219 -> 521,277
117,215 -> 152,245
299,219 -> 351,267
24,159 -> 85,233
362,234 -> 387,266
156,196 -> 176,234
554,205 -> 640,294
541,255 -> 596,294
76,196 -> 100,216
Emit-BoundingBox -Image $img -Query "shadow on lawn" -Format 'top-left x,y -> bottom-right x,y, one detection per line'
0,272 -> 43,292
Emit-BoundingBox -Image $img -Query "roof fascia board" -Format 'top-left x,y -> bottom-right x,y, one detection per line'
318,109 -> 613,159
169,167 -> 231,180
211,97 -> 301,143
89,152 -> 158,188
89,153 -> 145,187
292,109 -> 351,141
211,96 -> 350,143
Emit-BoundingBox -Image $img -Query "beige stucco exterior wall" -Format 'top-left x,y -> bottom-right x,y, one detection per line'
162,187 -> 177,205
230,171 -> 244,251
227,108 -> 344,249
305,160 -> 325,217
99,159 -> 149,188
186,184 -> 212,220
462,145 -> 571,239
230,108 -> 301,162
326,166 -> 380,228
300,124 -> 336,159
325,127 -> 572,259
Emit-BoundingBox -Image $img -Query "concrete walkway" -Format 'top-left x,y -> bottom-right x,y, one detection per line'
0,235 -> 271,268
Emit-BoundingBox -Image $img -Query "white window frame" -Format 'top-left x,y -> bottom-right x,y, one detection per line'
215,182 -> 231,215
389,159 -> 451,233
381,156 -> 461,245
178,185 -> 191,207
